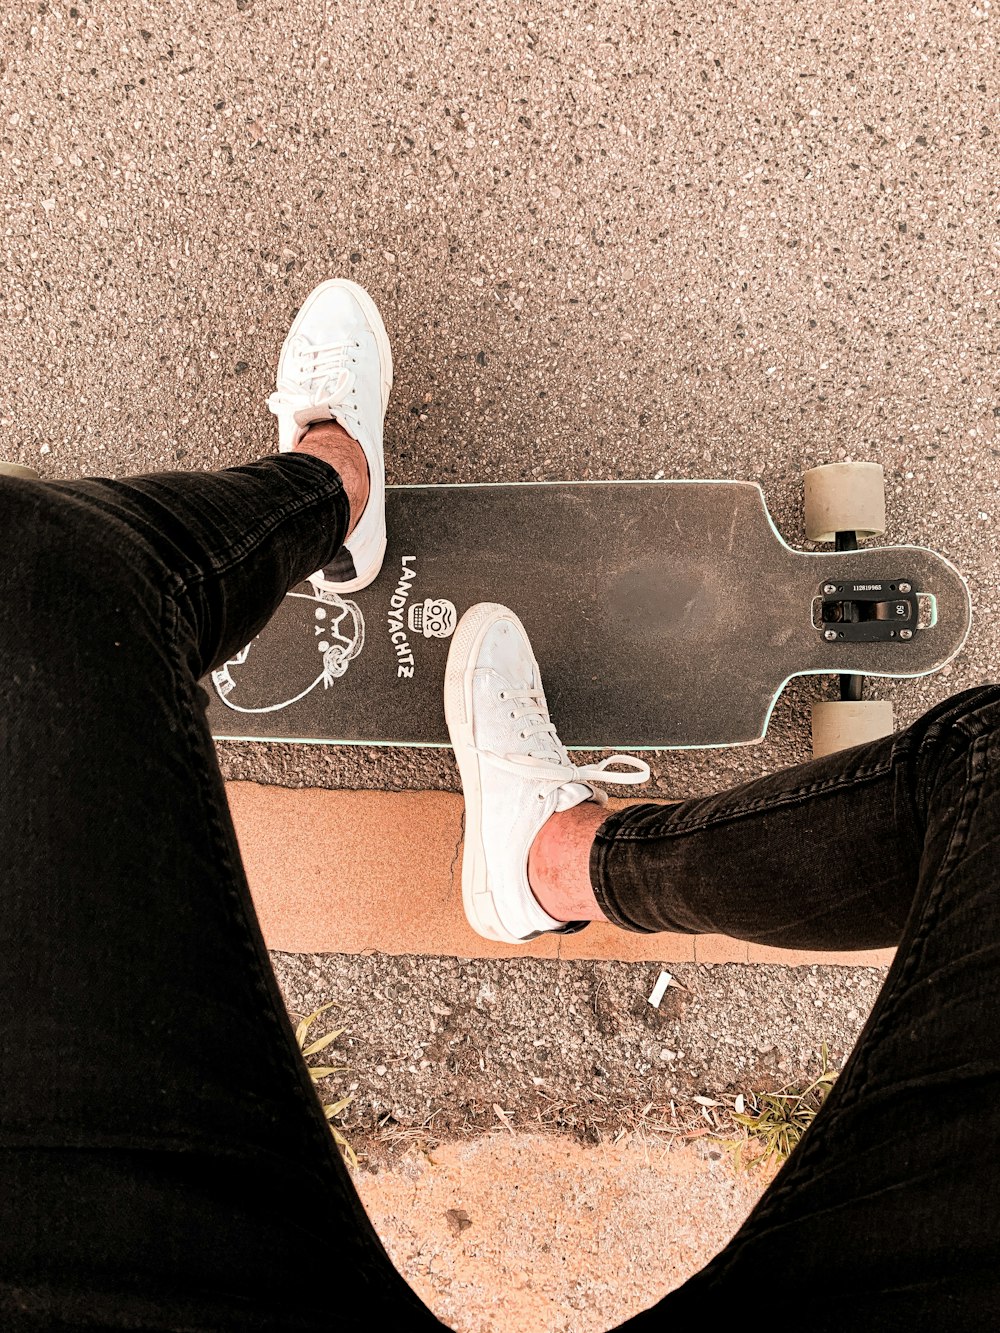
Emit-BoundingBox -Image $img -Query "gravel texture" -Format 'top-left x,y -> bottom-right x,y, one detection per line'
274,952 -> 887,1153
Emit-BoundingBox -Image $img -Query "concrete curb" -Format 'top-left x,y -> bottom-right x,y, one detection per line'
229,782 -> 894,967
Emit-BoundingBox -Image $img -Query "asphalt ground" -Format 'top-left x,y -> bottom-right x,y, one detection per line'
2,0 -> 995,798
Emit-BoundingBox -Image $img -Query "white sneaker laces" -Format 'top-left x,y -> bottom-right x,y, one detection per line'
477,687 -> 650,798
267,338 -> 361,427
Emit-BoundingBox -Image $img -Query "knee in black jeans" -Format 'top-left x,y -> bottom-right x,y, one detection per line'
2,477 -> 161,610
894,684 -> 1000,825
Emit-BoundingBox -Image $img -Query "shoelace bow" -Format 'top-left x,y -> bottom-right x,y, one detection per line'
476,686 -> 650,797
266,338 -> 360,424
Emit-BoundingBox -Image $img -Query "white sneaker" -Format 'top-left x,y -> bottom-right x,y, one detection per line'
267,278 -> 393,594
444,603 -> 651,944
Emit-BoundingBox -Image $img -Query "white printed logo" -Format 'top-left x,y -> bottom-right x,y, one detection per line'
407,597 -> 457,639
211,586 -> 365,714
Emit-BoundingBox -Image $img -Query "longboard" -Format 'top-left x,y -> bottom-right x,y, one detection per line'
202,481 -> 971,750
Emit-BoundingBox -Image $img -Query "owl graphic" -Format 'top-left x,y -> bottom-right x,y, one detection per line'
211,581 -> 365,714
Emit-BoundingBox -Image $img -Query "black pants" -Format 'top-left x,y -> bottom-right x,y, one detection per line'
1,456 -> 997,1329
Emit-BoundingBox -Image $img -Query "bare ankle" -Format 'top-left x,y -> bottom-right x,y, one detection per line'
527,801 -> 610,923
292,422 -> 370,537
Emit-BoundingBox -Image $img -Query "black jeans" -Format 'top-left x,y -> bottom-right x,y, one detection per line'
0,456 -> 996,1329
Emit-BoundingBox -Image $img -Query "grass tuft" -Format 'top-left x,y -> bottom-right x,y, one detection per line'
729,1044 -> 837,1168
295,1001 -> 358,1168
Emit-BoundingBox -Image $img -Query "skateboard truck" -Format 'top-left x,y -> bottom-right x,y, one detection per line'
822,511 -> 914,713
817,578 -> 917,644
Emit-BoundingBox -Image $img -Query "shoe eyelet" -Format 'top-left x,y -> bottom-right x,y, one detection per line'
498,691 -> 506,701
510,711 -> 516,719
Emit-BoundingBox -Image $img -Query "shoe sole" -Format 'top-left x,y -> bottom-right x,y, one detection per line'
444,602 -> 531,945
279,279 -> 393,594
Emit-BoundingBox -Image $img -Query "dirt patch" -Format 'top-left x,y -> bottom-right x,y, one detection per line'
355,1131 -> 779,1332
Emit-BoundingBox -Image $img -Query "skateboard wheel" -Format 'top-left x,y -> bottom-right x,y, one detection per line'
803,462 -> 886,542
811,699 -> 894,759
0,462 -> 41,480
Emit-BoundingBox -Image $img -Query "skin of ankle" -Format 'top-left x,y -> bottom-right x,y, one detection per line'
292,421 -> 369,538
527,801 -> 611,923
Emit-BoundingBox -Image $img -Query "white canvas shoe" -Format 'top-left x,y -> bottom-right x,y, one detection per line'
445,603 -> 651,944
267,278 -> 392,594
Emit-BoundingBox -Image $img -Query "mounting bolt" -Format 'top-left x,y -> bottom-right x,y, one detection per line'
900,629 -> 913,640
823,629 -> 838,641
899,582 -> 912,594
823,583 -> 837,594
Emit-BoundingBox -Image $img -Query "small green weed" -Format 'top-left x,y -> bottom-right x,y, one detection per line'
295,1001 -> 358,1168
730,1044 -> 837,1168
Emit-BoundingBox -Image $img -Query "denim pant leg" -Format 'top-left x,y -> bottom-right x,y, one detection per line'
0,457 -> 443,1330
602,686 -> 1000,1327
591,687 -> 998,951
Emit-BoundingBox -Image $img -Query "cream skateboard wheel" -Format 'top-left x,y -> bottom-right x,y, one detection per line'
811,698 -> 894,759
804,462 -> 886,542
0,462 -> 40,480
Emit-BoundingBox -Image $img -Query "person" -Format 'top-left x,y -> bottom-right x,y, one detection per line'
0,279 -> 996,1330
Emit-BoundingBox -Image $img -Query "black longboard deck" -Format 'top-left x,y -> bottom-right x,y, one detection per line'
203,481 -> 971,750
